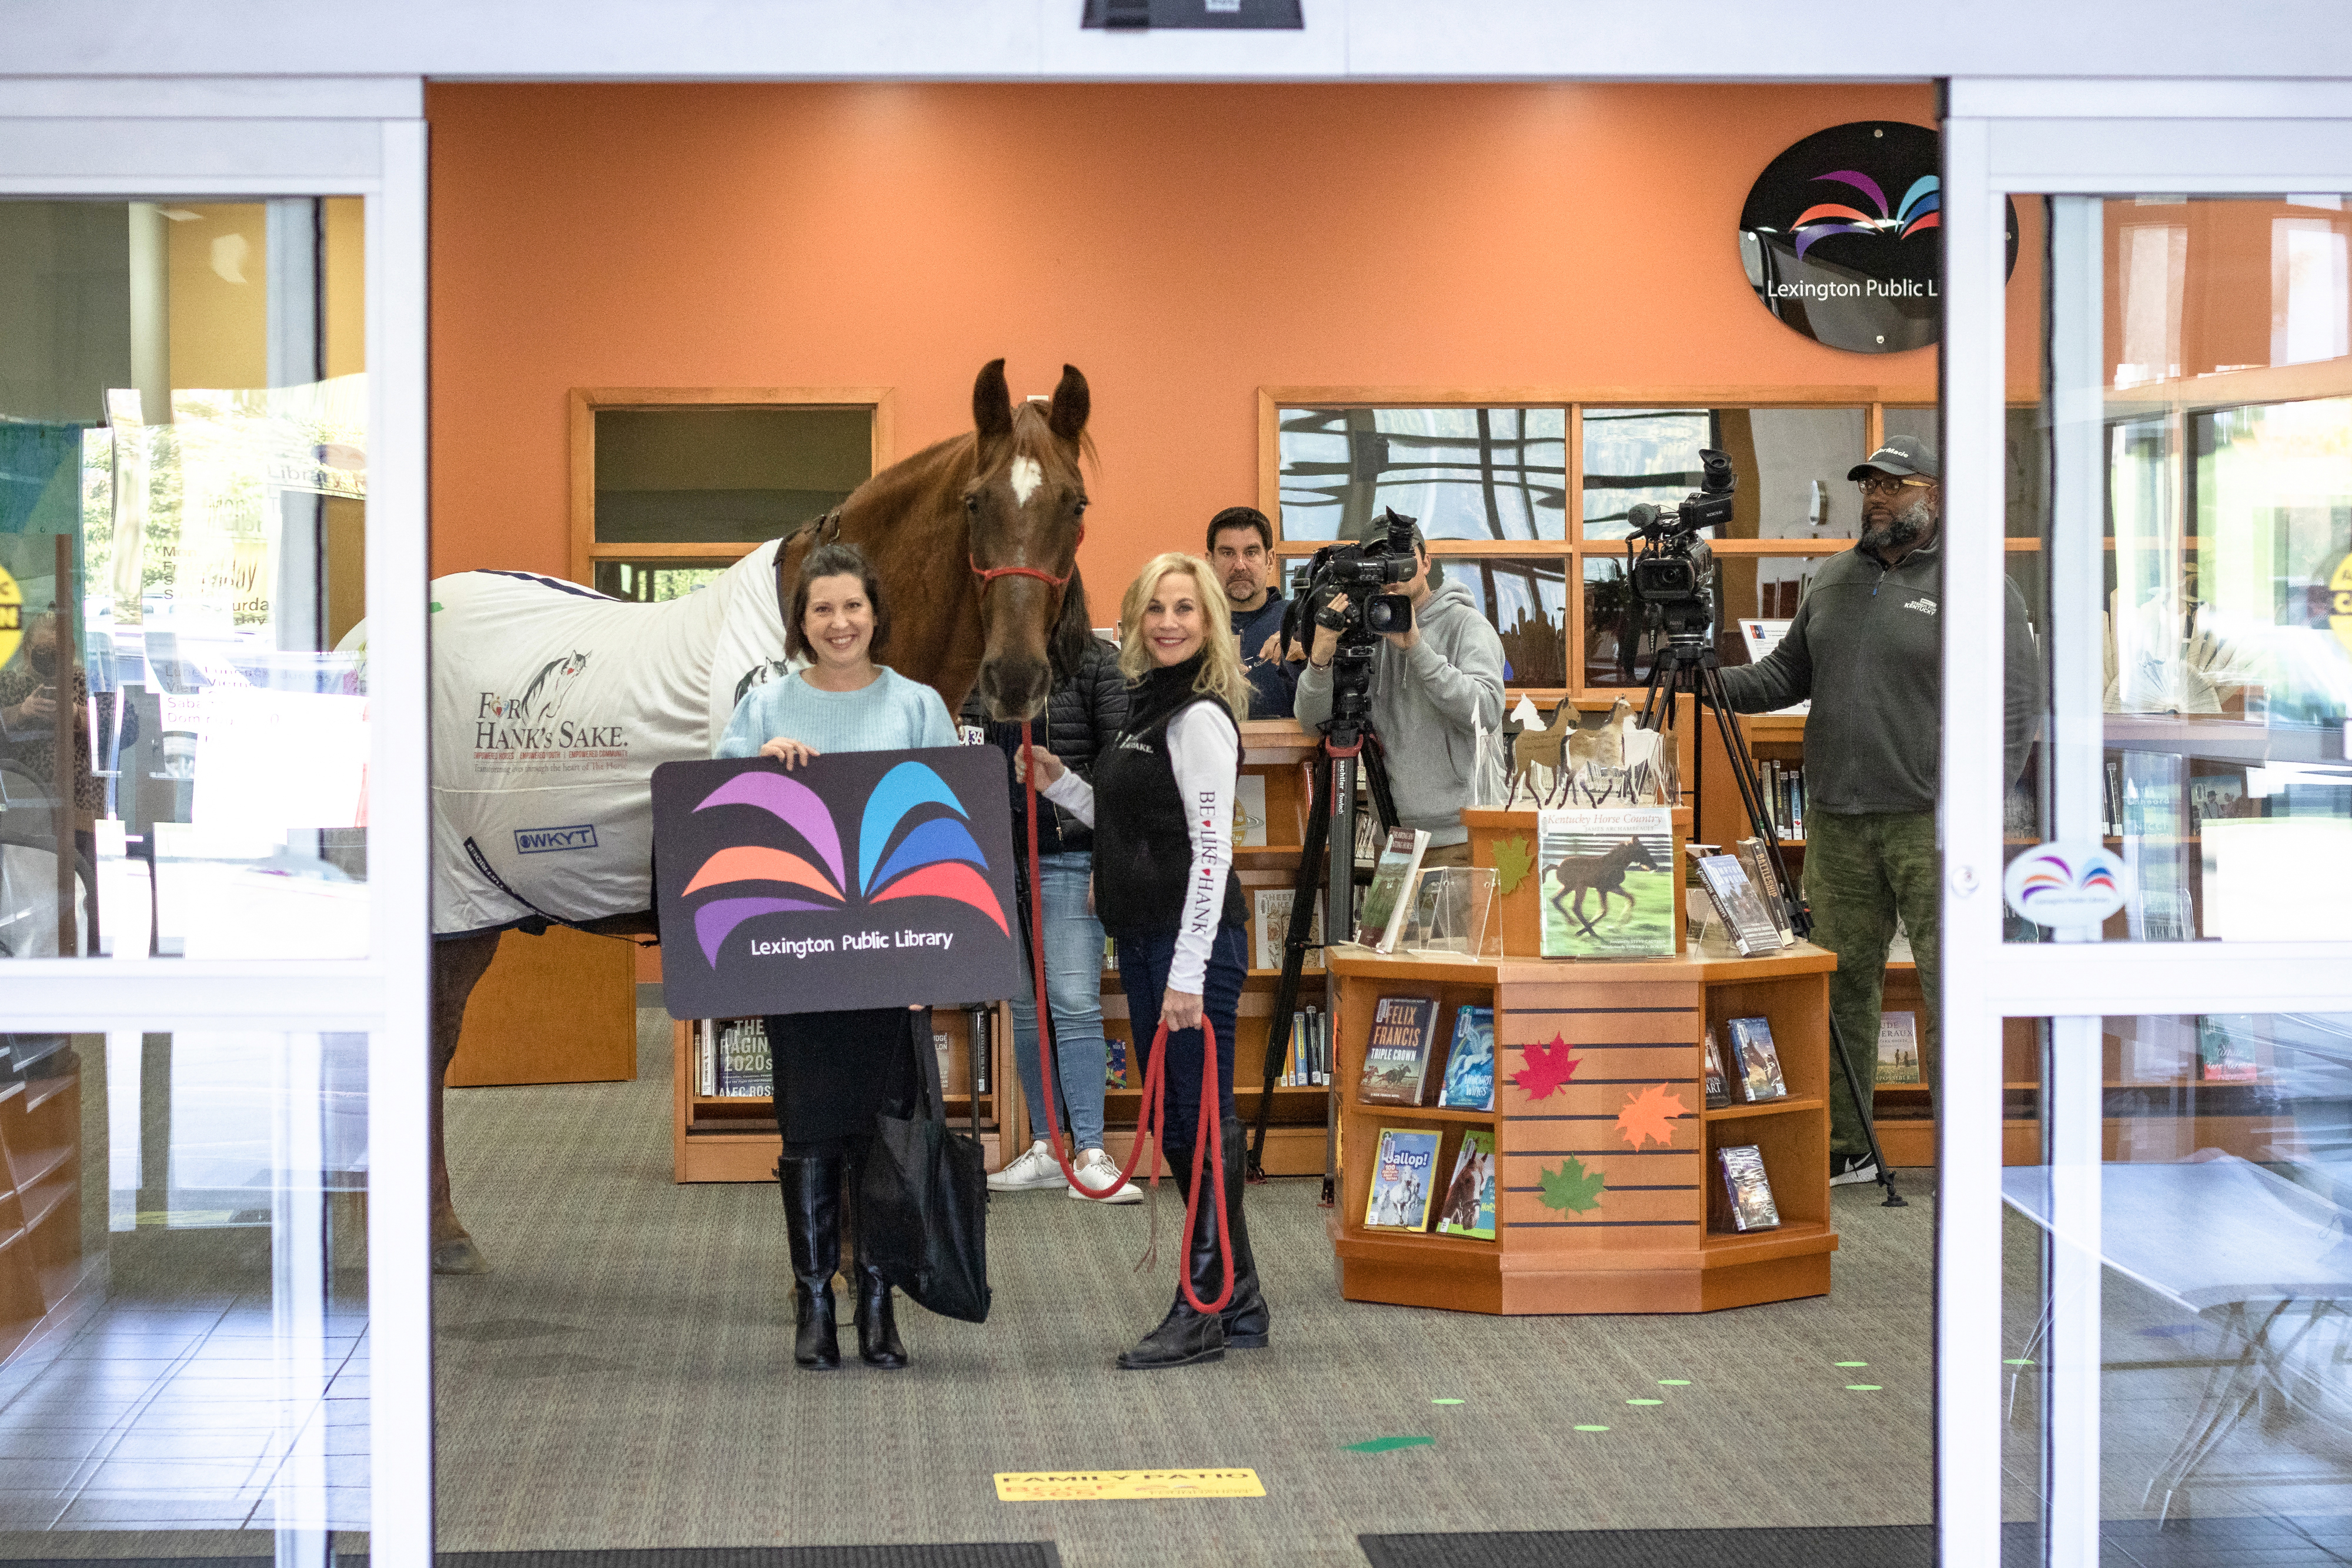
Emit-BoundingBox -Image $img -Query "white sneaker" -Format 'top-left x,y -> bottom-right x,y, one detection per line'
988,1139 -> 1067,1192
1068,1148 -> 1143,1204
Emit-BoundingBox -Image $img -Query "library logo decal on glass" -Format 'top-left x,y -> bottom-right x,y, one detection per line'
652,748 -> 1023,1018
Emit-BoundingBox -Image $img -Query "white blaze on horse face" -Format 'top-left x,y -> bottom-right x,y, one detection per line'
1008,454 -> 1044,509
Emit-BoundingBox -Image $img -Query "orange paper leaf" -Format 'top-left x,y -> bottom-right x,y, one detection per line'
1616,1083 -> 1687,1149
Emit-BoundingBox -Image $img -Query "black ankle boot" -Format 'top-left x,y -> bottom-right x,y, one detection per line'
1218,1119 -> 1270,1350
853,1265 -> 908,1368
1117,1136 -> 1231,1370
777,1154 -> 843,1370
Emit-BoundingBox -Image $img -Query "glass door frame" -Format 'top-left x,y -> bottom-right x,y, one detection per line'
1940,78 -> 2352,1567
0,76 -> 433,1567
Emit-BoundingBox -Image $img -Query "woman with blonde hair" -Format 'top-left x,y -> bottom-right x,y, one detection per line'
1015,552 -> 1269,1369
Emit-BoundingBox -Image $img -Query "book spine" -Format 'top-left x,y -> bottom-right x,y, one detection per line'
973,1006 -> 991,1094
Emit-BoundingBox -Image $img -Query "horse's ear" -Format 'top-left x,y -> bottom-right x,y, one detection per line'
1046,364 -> 1090,447
972,359 -> 1014,447
1049,566 -> 1094,678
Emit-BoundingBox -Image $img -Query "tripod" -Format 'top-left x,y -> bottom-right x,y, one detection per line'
1640,628 -> 1907,1209
1248,711 -> 1396,1202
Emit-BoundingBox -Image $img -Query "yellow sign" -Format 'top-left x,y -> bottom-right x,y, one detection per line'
0,563 -> 20,670
2331,553 -> 2352,660
993,1469 -> 1265,1502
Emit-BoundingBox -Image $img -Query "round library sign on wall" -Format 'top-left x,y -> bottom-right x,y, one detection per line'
1738,120 -> 2018,355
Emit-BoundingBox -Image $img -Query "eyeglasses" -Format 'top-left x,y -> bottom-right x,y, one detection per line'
1856,474 -> 1934,497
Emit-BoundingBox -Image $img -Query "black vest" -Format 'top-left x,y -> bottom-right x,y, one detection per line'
1093,657 -> 1248,937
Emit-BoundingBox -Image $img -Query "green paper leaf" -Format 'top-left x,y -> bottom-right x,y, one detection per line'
1344,1435 -> 1435,1453
1538,1156 -> 1605,1214
1494,834 -> 1534,896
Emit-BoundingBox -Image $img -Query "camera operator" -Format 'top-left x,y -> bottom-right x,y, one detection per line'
1205,506 -> 1297,720
1712,435 -> 2039,1187
1293,523 -> 1506,866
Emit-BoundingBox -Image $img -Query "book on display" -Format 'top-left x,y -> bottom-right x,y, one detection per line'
1714,1144 -> 1780,1232
716,1018 -> 772,1097
1364,1127 -> 1443,1231
1701,1025 -> 1733,1108
1732,837 -> 1795,944
1694,852 -> 1784,957
2195,1014 -> 2263,1082
1252,887 -> 1324,973
1233,773 -> 1269,848
1725,1015 -> 1787,1102
1434,1128 -> 1498,1241
1876,1011 -> 1922,1085
1105,1030 -> 1128,1089
1436,1005 -> 1496,1111
1355,828 -> 1431,951
1358,995 -> 1439,1105
1536,807 -> 1678,958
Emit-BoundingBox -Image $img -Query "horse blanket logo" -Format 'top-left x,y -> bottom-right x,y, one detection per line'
650,748 -> 1022,1018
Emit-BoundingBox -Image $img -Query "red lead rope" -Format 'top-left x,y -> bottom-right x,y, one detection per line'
1020,717 -> 1233,1315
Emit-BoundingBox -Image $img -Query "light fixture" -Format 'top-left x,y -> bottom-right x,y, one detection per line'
1081,0 -> 1303,29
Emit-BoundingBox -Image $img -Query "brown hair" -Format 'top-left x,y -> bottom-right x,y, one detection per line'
786,541 -> 891,662
1205,505 -> 1272,555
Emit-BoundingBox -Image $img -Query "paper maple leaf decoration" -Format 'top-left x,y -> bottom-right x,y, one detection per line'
1539,1156 -> 1605,1213
1492,834 -> 1535,896
1512,1034 -> 1582,1101
1616,1083 -> 1688,1149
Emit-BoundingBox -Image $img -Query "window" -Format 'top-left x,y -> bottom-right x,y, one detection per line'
1277,406 -> 1566,541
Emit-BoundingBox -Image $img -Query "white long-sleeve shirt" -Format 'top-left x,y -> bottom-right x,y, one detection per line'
1040,703 -> 1236,994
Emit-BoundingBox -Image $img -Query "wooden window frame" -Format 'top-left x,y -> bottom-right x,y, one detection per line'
567,385 -> 896,585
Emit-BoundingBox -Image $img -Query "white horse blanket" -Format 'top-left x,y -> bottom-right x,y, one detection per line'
422,543 -> 788,935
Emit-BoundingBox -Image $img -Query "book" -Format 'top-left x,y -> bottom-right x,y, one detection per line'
1877,1011 -> 1922,1085
1103,935 -> 1118,974
1536,807 -> 1678,958
1353,807 -> 1384,870
1233,773 -> 1269,848
696,1018 -> 716,1096
2195,1014 -> 2262,1082
1287,1009 -> 1308,1086
1725,1015 -> 1788,1102
1252,887 -> 1324,973
1434,1128 -> 1498,1241
934,1029 -> 955,1090
1355,827 -> 1431,951
1306,1004 -> 1328,1085
1105,1030 -> 1128,1089
1364,1127 -> 1442,1231
1358,995 -> 1439,1105
1714,1144 -> 1780,1232
1733,837 -> 1795,943
1702,1025 -> 1733,1108
966,1003 -> 992,1094
717,1018 -> 772,1096
1436,1004 -> 1496,1111
2187,771 -> 2245,832
1695,852 -> 1783,957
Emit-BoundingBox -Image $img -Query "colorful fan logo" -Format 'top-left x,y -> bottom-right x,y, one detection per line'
2001,843 -> 2130,929
680,761 -> 1008,967
1791,171 -> 1939,259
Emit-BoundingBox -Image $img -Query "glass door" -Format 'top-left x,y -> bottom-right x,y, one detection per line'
1941,86 -> 2352,1567
0,86 -> 429,1568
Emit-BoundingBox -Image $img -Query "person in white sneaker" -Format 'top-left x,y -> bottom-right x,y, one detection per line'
969,633 -> 1140,1205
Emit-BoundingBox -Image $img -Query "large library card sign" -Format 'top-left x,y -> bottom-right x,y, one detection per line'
652,748 -> 1021,1019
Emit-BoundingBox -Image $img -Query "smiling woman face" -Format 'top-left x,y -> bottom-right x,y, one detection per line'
801,572 -> 876,672
1140,570 -> 1208,668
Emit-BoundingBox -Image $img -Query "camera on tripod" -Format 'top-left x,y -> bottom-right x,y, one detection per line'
1625,447 -> 1737,639
1285,505 -> 1419,647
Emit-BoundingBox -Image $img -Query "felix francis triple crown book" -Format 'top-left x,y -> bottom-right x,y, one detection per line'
652,749 -> 1024,1019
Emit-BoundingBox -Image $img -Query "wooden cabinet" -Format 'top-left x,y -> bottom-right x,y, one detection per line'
1327,945 -> 1839,1315
448,925 -> 637,1088
1,1036 -> 81,1362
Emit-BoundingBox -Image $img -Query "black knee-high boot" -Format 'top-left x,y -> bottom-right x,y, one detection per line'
845,1139 -> 907,1369
1117,1129 -> 1232,1370
777,1153 -> 843,1370
1218,1119 -> 1270,1350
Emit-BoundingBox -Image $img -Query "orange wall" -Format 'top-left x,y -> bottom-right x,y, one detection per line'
429,82 -> 2039,593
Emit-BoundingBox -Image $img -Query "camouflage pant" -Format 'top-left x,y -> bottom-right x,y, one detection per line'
1801,810 -> 1939,1166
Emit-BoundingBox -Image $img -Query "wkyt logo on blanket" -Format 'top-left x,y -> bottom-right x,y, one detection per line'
651,748 -> 1021,1019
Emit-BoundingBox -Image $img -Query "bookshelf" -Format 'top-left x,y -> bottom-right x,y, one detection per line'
1327,944 -> 1839,1315
670,1002 -> 1014,1182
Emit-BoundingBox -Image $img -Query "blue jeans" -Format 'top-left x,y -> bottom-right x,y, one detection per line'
1011,851 -> 1111,1152
1115,921 -> 1249,1168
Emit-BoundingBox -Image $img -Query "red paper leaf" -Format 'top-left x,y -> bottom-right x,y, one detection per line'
1512,1034 -> 1583,1101
1616,1083 -> 1687,1149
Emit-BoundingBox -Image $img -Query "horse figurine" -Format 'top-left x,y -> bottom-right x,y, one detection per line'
1506,698 -> 1633,808
1546,835 -> 1664,938
421,358 -> 1093,1273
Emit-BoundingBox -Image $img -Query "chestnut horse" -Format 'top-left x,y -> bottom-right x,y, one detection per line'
429,359 -> 1093,1273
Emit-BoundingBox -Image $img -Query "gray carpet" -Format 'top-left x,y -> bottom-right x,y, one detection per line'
432,1011 -> 1937,1568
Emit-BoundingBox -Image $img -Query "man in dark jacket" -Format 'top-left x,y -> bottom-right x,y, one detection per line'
1714,434 -> 2040,1186
1206,506 -> 1297,720
961,633 -> 1140,1201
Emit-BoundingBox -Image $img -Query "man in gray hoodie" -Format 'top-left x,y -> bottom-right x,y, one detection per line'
1294,527 -> 1506,865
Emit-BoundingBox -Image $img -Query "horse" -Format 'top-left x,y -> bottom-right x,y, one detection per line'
1505,697 -> 1634,808
426,358 -> 1095,1273
1545,835 -> 1663,938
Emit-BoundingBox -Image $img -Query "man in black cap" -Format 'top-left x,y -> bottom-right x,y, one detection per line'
1714,434 -> 2038,1186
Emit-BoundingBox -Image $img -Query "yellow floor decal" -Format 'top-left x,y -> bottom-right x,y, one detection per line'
994,1469 -> 1265,1501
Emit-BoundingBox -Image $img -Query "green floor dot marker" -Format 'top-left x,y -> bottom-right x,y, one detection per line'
2004,1358 -> 2035,1366
1657,1379 -> 1690,1386
1625,1398 -> 1664,1406
1343,1435 -> 1436,1453
1835,1360 -> 1868,1368
1845,1384 -> 1883,1392
1573,1425 -> 1611,1433
1431,1399 -> 1464,1406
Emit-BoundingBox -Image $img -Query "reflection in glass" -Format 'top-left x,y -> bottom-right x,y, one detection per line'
1883,404 -> 2047,538
593,406 -> 871,546
1581,407 -> 1865,541
0,1030 -> 368,1539
1276,407 -> 1565,542
1579,556 -> 1658,687
591,560 -> 734,603
1441,557 -> 1566,687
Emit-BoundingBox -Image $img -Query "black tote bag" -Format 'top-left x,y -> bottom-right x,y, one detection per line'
860,1009 -> 993,1323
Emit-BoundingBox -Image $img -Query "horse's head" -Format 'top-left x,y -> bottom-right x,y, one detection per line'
1623,837 -> 1665,872
965,358 -> 1090,721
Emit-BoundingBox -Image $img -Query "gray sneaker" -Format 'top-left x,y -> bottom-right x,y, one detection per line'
1830,1156 -> 1880,1188
987,1139 -> 1067,1192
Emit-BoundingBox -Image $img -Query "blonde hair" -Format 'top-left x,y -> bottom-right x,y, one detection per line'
1117,552 -> 1251,716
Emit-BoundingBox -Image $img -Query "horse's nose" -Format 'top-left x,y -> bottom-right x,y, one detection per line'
980,657 -> 1050,723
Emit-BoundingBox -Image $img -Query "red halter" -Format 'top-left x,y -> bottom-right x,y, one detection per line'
969,520 -> 1084,590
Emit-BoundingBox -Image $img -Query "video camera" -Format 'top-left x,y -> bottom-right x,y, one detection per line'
1281,506 -> 1422,736
1625,447 -> 1736,638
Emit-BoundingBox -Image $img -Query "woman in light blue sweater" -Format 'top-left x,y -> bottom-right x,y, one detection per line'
716,542 -> 956,1373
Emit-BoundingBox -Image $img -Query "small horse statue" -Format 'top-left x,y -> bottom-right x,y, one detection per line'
1546,835 -> 1664,938
423,358 -> 1094,1273
1506,698 -> 1635,808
